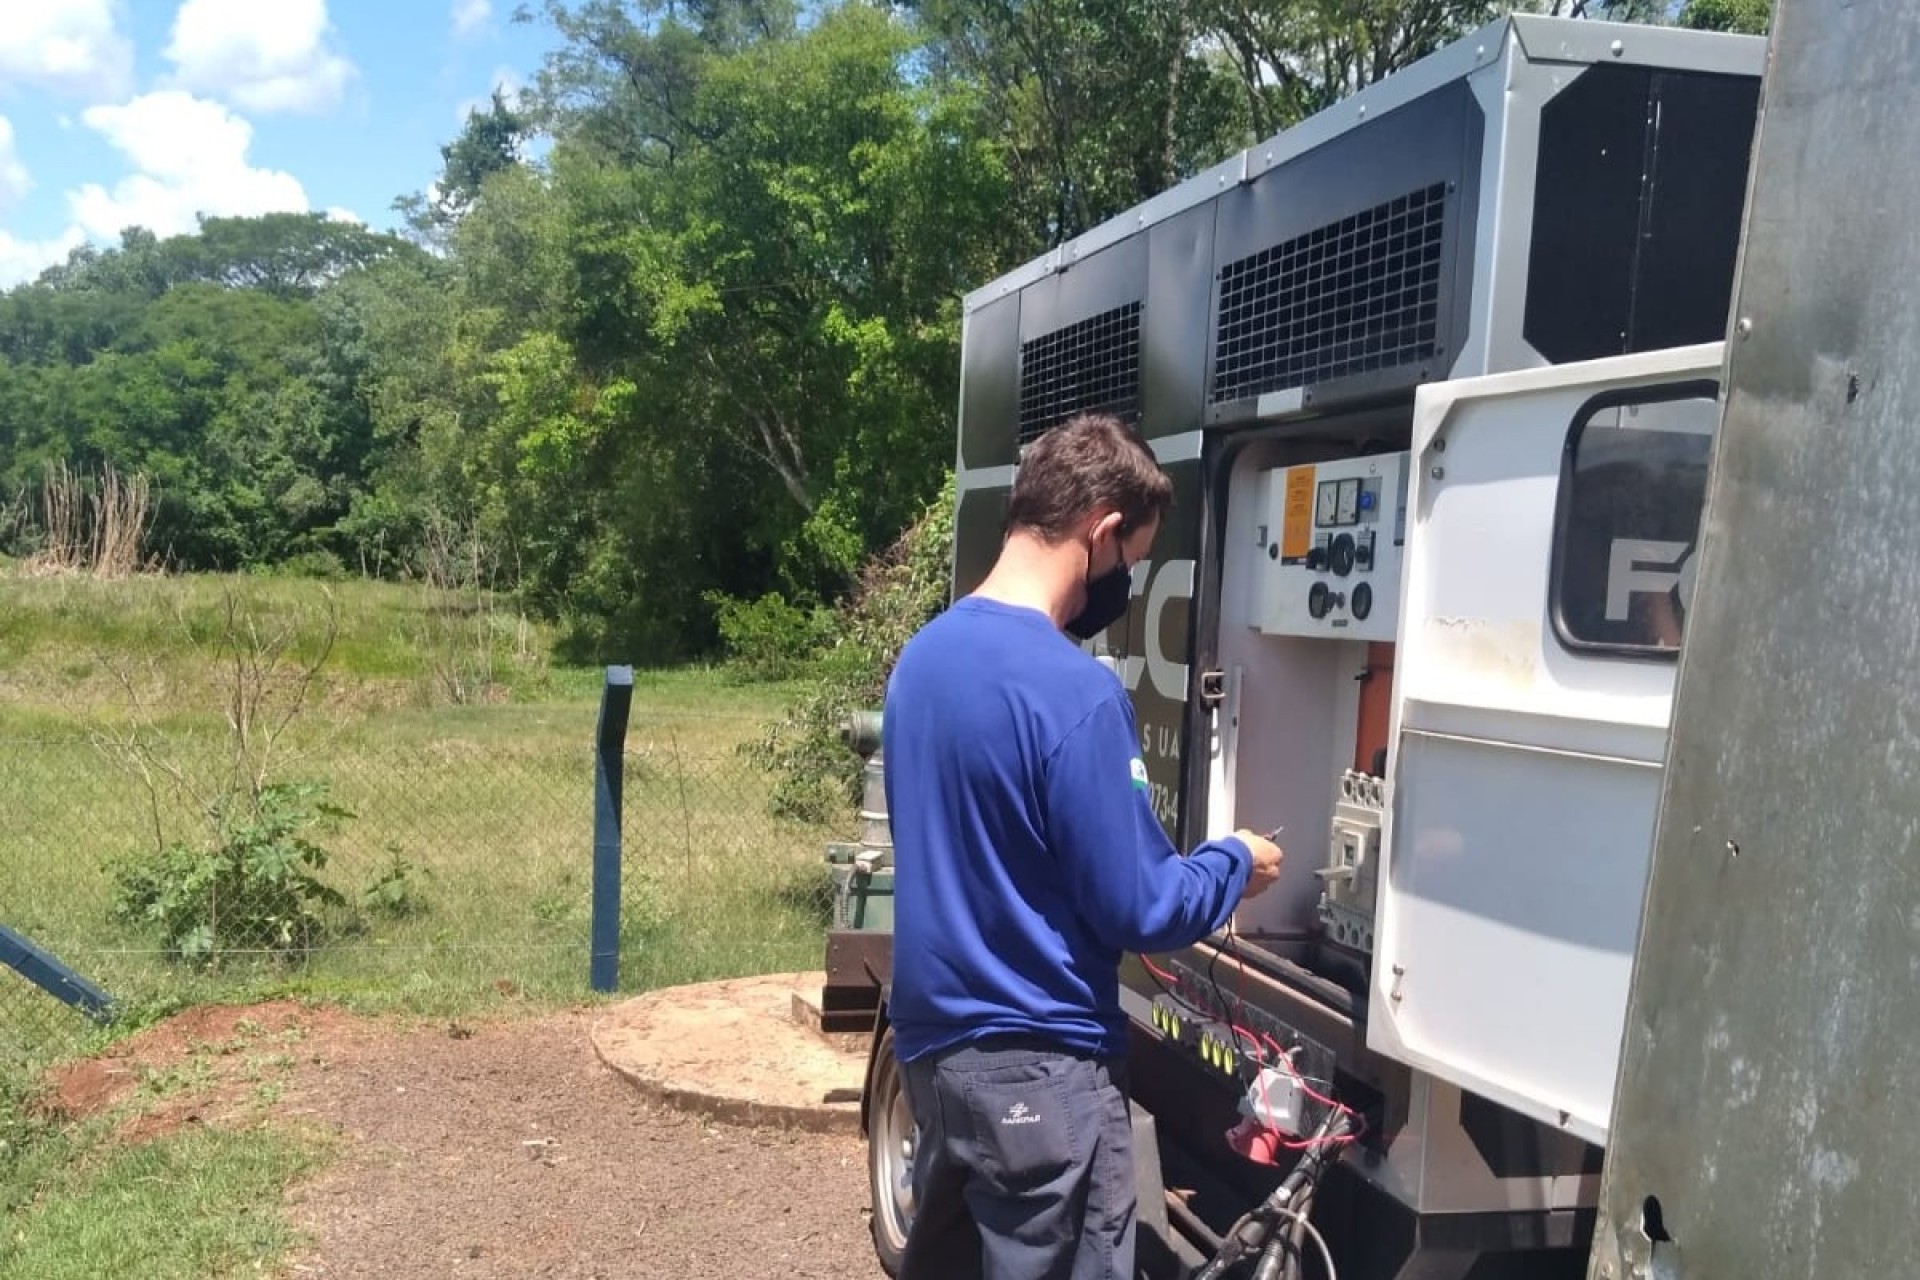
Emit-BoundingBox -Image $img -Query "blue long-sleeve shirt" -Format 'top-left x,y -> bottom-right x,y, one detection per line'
882,596 -> 1252,1062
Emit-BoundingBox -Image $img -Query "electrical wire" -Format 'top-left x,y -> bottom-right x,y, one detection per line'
1272,1205 -> 1338,1280
1140,951 -> 1362,1150
1141,955 -> 1268,1058
1195,1113 -> 1350,1280
1208,826 -> 1277,1023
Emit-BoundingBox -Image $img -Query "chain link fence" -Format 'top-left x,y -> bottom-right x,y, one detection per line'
1,694 -> 849,1069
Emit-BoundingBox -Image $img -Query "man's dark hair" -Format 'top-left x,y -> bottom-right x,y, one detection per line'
1005,412 -> 1173,542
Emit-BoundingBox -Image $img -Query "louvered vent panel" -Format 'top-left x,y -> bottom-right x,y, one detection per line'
1016,302 -> 1143,445
1212,183 -> 1448,403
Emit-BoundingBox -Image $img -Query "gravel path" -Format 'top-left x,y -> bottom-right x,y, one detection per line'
282,1008 -> 889,1280
48,1000 -> 889,1280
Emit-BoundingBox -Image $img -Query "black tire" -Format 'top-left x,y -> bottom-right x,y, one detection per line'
867,1025 -> 916,1275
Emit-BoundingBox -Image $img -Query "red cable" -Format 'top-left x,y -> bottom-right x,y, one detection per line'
1142,952 -> 1364,1147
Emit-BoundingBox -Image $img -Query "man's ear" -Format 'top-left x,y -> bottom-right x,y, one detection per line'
1087,509 -> 1126,546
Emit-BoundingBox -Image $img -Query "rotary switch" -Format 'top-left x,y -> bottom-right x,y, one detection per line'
1351,581 -> 1374,621
1329,533 -> 1357,577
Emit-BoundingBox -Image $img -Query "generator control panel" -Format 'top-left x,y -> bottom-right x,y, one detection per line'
1252,452 -> 1410,642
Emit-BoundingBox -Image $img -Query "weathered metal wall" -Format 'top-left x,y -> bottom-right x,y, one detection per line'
1590,2 -> 1920,1276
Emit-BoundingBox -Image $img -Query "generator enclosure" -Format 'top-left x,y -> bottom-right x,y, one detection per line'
938,14 -> 1768,1280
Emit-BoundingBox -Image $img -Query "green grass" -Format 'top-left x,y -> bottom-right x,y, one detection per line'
0,569 -> 850,1067
0,567 -> 849,1279
0,1118 -> 325,1280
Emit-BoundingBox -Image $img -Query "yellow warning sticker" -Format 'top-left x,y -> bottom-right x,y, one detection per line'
1281,466 -> 1316,561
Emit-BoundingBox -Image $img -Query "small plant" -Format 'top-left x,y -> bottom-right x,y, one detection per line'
408,510 -> 534,706
363,850 -> 430,921
110,781 -> 353,963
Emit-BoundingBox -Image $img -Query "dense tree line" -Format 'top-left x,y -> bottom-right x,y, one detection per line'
0,0 -> 1766,660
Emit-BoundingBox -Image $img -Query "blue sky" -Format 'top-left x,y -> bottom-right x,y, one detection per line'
0,0 -> 565,286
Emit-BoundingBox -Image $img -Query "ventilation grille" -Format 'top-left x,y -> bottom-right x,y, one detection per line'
1017,301 -> 1142,444
1212,183 -> 1449,404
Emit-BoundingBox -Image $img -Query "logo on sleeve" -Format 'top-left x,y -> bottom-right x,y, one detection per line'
1129,757 -> 1150,791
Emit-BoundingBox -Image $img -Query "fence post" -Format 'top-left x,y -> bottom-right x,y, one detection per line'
0,923 -> 114,1023
590,665 -> 635,993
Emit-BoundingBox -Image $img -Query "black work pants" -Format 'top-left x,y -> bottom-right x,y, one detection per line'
899,1037 -> 1135,1280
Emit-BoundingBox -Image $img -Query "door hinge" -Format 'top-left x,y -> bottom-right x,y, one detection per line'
1199,669 -> 1226,710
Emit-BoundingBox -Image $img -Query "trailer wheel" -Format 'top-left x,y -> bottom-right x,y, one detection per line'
867,1025 -> 915,1275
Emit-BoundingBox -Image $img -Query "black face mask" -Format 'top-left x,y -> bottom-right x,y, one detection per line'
1065,558 -> 1133,641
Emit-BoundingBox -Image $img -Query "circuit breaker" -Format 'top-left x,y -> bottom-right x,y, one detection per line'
1252,453 -> 1411,642
1317,770 -> 1384,953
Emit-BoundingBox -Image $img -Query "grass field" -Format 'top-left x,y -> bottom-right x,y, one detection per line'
0,569 -> 852,1068
0,1113 -> 327,1280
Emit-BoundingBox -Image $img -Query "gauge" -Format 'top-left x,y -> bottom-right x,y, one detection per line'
1336,478 -> 1361,525
1316,480 -> 1339,527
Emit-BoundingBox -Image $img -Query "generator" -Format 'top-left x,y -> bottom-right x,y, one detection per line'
862,15 -> 1770,1280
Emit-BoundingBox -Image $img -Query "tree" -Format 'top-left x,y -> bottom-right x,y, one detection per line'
1677,0 -> 1772,33
476,0 -> 1016,653
418,89 -> 535,233
1197,0 -> 1510,137
180,213 -> 416,297
905,0 -> 1255,246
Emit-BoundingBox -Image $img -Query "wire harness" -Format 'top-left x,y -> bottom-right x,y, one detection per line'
1193,1109 -> 1356,1280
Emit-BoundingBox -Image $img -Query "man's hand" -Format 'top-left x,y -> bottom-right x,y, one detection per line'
1233,829 -> 1285,898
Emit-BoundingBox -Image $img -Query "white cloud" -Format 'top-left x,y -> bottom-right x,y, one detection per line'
452,0 -> 492,39
0,1 -> 134,101
0,227 -> 86,289
324,206 -> 362,225
165,0 -> 356,115
0,117 -> 30,211
70,92 -> 309,240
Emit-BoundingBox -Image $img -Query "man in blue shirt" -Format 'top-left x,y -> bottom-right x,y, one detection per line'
882,411 -> 1284,1280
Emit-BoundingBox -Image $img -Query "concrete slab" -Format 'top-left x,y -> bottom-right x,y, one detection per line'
590,972 -> 870,1134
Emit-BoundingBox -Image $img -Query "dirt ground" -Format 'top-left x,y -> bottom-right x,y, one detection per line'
44,999 -> 890,1280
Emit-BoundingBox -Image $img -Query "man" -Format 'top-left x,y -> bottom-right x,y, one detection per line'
881,411 -> 1286,1280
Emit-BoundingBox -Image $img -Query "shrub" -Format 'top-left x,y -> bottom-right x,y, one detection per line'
746,471 -> 955,823
704,589 -> 836,682
110,781 -> 353,963
268,549 -> 351,581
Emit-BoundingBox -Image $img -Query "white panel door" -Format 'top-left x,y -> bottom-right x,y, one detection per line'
1367,343 -> 1726,1146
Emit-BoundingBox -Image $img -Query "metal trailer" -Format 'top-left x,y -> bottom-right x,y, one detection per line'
848,14 -> 1775,1279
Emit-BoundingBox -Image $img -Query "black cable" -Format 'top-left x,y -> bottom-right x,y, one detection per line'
1207,924 -> 1235,1029
1193,1111 -> 1353,1280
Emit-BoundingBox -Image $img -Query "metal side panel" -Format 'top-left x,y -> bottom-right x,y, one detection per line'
1142,202 -> 1218,440
1590,2 -> 1920,1277
1095,458 -> 1205,840
958,293 -> 1021,471
1366,345 -> 1725,1146
1508,14 -> 1766,76
950,482 -> 1008,602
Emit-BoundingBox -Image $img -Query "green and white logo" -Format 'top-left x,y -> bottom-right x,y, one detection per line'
1130,757 -> 1150,791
